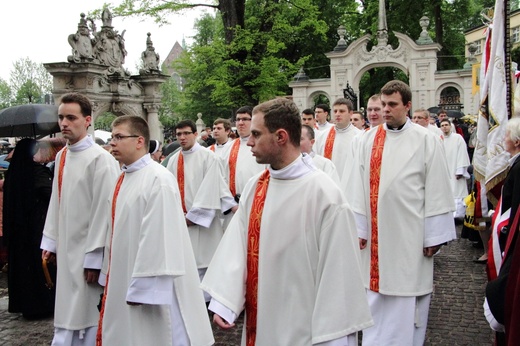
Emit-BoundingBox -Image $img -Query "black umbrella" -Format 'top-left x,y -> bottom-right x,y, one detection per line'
0,104 -> 61,138
427,107 -> 465,119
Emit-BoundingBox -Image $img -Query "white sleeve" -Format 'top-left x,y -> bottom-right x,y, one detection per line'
126,276 -> 174,305
424,212 -> 457,247
186,207 -> 216,228
40,234 -> 57,253
208,298 -> 238,324
314,333 -> 357,345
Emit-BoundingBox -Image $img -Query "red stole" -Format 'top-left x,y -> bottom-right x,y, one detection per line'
369,125 -> 386,292
58,147 -> 68,202
96,172 -> 125,346
228,138 -> 241,196
323,127 -> 336,160
245,169 -> 270,346
177,152 -> 187,213
209,144 -> 215,152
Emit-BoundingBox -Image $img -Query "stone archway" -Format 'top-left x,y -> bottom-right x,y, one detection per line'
43,10 -> 169,141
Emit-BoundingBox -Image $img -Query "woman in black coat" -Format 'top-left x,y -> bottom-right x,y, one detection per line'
2,138 -> 55,319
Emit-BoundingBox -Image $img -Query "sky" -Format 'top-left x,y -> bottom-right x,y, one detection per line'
0,0 -> 210,81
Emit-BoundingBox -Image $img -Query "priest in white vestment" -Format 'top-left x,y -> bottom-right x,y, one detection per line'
412,108 -> 443,138
41,93 -> 120,345
166,120 -> 237,301
209,118 -> 233,157
440,119 -> 471,218
202,98 -> 373,345
220,106 -> 265,199
314,98 -> 361,180
300,124 -> 340,185
315,103 -> 334,131
350,81 -> 456,346
97,115 -> 214,346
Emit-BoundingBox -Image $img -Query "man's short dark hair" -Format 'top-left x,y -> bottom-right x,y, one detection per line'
60,93 -> 92,117
112,115 -> 150,150
381,80 -> 412,105
315,104 -> 330,113
213,118 -> 232,132
301,124 -> 315,140
302,108 -> 314,116
175,120 -> 197,133
253,98 -> 301,147
236,106 -> 253,116
440,119 -> 451,126
333,98 -> 354,111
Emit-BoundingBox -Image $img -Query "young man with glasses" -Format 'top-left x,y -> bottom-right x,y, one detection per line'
166,120 -> 236,301
220,106 -> 265,206
412,108 -> 443,137
97,115 -> 213,346
41,93 -> 119,346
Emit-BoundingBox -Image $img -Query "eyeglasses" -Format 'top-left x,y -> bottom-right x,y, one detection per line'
175,131 -> 193,137
236,118 -> 251,122
110,134 -> 140,142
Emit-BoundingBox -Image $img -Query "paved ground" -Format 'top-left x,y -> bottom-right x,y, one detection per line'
0,226 -> 495,345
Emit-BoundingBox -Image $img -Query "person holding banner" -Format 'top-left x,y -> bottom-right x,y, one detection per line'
485,117 -> 520,345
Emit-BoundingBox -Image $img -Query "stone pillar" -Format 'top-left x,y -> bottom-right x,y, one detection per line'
144,103 -> 163,141
134,73 -> 169,140
196,113 -> 205,134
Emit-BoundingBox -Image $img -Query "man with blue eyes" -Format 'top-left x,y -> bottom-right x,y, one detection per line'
41,92 -> 119,346
166,119 -> 236,302
350,80 -> 456,345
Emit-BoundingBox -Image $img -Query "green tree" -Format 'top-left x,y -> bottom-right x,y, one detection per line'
94,112 -> 117,131
9,57 -> 52,105
0,78 -> 12,109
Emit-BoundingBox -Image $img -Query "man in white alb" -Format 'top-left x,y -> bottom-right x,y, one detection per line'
366,94 -> 384,128
41,93 -> 120,346
202,98 -> 373,345
314,97 -> 361,181
97,115 -> 213,346
300,124 -> 340,184
440,118 -> 470,218
314,103 -> 333,131
412,108 -> 443,138
166,119 -> 236,301
209,118 -> 232,157
220,106 -> 265,203
350,80 -> 456,346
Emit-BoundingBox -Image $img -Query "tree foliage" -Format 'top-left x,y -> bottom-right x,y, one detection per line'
105,0 -> 494,119
0,79 -> 12,109
9,57 -> 52,105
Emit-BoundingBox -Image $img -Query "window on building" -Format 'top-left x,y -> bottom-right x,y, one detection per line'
512,27 -> 520,43
474,40 -> 482,55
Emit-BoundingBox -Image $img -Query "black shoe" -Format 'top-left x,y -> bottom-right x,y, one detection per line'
473,258 -> 487,264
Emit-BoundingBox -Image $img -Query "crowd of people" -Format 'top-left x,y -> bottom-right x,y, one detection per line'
0,79 -> 518,345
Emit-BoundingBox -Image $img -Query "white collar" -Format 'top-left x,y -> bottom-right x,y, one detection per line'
182,142 -> 202,154
335,124 -> 352,133
268,153 -> 316,180
68,135 -> 94,152
121,154 -> 153,173
384,119 -> 412,132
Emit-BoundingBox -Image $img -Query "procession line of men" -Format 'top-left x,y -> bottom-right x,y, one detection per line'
40,80 -> 459,346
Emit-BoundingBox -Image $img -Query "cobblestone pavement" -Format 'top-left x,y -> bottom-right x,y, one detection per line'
0,226 -> 495,345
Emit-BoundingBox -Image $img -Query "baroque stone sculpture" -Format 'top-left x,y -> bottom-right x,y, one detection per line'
140,33 -> 161,74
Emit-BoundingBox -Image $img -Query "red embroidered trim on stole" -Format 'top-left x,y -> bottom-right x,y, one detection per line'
369,125 -> 386,292
177,152 -> 187,213
58,147 -> 68,202
323,127 -> 336,160
245,169 -> 270,346
209,144 -> 215,152
96,172 -> 125,346
228,138 -> 241,196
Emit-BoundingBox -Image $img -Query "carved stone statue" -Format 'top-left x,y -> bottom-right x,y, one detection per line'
140,33 -> 160,74
67,13 -> 95,63
91,9 -> 128,74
